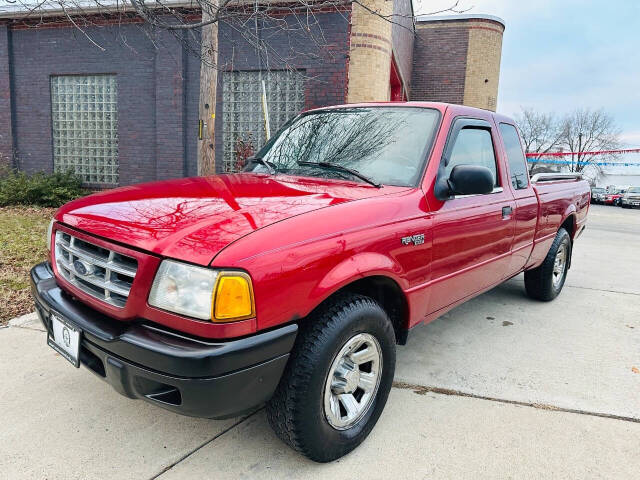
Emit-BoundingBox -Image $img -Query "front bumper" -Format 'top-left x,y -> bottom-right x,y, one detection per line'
30,262 -> 297,419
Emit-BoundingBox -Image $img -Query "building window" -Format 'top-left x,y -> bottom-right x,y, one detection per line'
51,75 -> 118,185
222,70 -> 305,173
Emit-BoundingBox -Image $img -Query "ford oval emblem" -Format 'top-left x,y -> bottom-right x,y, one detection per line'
73,259 -> 89,276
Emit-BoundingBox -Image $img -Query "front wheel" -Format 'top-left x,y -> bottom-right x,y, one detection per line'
266,293 -> 396,462
525,228 -> 572,301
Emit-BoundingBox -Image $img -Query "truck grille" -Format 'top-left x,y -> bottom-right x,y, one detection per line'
54,231 -> 138,308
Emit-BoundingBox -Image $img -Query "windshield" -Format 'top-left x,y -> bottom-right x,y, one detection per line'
245,107 -> 441,187
628,187 -> 640,193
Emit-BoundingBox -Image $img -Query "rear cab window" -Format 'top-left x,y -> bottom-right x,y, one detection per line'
499,123 -> 529,190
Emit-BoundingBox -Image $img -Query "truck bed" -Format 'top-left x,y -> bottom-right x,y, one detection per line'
527,175 -> 590,269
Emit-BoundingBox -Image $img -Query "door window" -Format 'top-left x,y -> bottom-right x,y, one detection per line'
445,128 -> 499,187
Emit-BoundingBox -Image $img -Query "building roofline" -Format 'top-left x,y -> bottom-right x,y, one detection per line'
0,0 -> 196,19
415,13 -> 505,29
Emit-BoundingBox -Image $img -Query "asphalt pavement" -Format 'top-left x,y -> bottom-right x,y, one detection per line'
1,204 -> 638,479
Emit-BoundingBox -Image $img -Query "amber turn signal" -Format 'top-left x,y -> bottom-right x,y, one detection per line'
212,272 -> 255,322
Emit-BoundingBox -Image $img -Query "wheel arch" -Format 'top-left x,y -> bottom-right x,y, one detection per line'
559,214 -> 575,268
307,253 -> 411,345
560,207 -> 577,239
338,275 -> 411,345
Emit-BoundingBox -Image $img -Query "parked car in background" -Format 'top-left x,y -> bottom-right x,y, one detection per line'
614,190 -> 626,206
591,187 -> 605,204
30,102 -> 590,462
621,187 -> 640,208
604,190 -> 624,205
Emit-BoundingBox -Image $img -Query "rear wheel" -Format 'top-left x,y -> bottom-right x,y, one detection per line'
525,228 -> 571,301
266,293 -> 396,462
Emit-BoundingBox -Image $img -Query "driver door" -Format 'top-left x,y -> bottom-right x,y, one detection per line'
428,117 -> 516,314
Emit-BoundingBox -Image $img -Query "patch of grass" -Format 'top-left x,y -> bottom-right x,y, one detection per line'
0,206 -> 56,324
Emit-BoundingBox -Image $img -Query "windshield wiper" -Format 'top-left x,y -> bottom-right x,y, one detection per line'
247,156 -> 277,175
297,161 -> 381,188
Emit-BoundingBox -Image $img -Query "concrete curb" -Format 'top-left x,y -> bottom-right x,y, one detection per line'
8,311 -> 43,331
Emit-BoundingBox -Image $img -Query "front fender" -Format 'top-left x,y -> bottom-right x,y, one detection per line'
306,252 -> 408,314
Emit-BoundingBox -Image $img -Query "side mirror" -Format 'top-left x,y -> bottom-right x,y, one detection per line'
447,165 -> 495,196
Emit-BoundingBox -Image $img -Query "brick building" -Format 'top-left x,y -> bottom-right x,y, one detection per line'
0,1 -> 504,187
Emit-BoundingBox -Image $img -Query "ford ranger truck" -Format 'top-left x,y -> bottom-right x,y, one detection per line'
31,102 -> 590,462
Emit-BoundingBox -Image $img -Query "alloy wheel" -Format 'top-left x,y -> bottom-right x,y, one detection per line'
323,333 -> 383,430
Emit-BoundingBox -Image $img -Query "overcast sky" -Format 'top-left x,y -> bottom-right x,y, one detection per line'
416,0 -> 640,147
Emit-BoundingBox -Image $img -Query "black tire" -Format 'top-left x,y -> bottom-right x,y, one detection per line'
266,293 -> 396,462
524,227 -> 572,301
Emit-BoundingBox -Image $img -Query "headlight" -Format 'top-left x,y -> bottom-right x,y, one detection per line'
149,260 -> 255,322
149,261 -> 218,320
46,219 -> 55,251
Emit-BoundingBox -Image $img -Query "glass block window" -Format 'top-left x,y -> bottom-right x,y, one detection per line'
51,75 -> 119,185
222,70 -> 305,172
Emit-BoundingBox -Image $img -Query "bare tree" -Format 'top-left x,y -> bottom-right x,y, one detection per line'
196,1 -> 218,176
559,108 -> 621,175
514,107 -> 565,175
514,107 -> 563,154
126,0 -> 466,174
8,0 -> 464,175
515,106 -> 621,179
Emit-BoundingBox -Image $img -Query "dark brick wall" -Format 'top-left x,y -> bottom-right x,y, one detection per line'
4,20 -> 199,185
0,25 -> 14,166
184,32 -> 201,178
2,10 -> 350,183
411,22 -> 469,104
155,29 -> 184,181
214,12 -> 350,172
391,0 -> 414,93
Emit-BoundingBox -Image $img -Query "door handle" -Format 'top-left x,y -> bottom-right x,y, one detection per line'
502,206 -> 513,219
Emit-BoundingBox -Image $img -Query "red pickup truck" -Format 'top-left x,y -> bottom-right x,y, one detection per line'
31,102 -> 589,462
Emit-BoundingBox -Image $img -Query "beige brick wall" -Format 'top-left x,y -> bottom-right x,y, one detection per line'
411,20 -> 470,105
346,0 -> 393,103
462,21 -> 504,111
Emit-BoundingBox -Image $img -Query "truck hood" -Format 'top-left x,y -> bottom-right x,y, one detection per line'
56,173 -> 401,265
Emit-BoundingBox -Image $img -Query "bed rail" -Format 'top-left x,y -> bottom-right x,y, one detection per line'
530,173 -> 584,183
